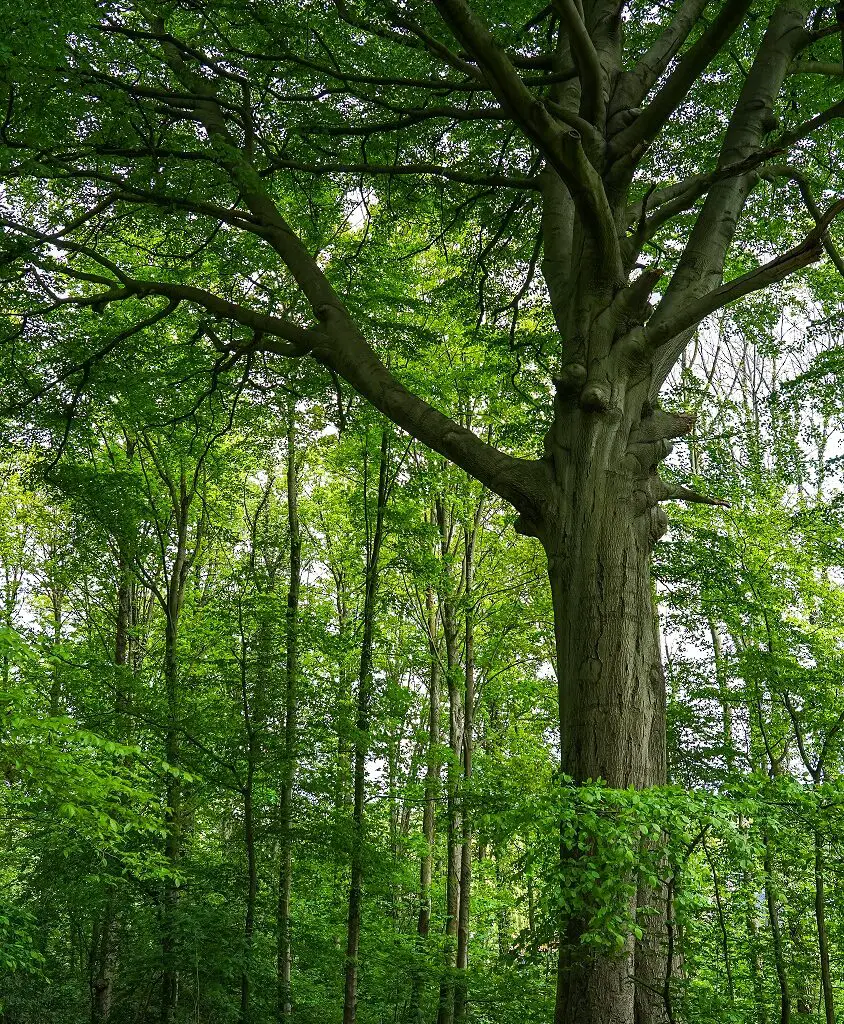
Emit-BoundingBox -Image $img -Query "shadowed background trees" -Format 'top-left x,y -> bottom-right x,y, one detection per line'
4,2 -> 844,1023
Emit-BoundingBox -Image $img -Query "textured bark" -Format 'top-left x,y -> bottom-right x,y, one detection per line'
278,408 -> 301,1023
535,396 -> 671,1024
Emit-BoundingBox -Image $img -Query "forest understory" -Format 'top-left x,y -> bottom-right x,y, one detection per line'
3,2 -> 844,1024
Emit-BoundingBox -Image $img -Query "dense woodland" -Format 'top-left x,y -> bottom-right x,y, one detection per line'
3,2 -> 844,1023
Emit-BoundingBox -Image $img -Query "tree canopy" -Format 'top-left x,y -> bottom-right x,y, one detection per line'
3,3 -> 844,1024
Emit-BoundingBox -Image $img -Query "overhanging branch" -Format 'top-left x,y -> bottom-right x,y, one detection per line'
645,197 -> 844,351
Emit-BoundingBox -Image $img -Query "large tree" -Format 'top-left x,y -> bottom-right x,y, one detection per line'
3,2 -> 844,1021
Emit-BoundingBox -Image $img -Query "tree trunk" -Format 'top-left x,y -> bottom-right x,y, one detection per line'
436,583 -> 462,1024
160,611 -> 182,1024
342,431 -> 389,1024
814,828 -> 834,1024
709,618 -> 735,775
408,588 -> 440,1023
241,736 -> 257,1023
278,408 -> 302,1022
762,834 -> 791,1024
495,856 -> 511,959
454,514 -> 478,1024
91,564 -> 133,1024
744,878 -> 768,1024
91,902 -> 116,1024
48,584 -> 63,716
536,403 -> 670,1024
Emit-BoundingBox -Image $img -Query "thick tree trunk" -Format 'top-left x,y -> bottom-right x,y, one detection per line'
278,409 -> 302,1023
537,404 -> 670,1024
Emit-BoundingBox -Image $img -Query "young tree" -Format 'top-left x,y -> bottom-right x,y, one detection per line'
5,3 -> 844,1020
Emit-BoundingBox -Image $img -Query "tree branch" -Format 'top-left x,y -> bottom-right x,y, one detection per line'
552,0 -> 605,125
612,0 -> 711,116
610,0 -> 754,161
646,197 -> 844,350
761,165 -> 844,279
431,0 -> 623,279
789,61 -> 844,75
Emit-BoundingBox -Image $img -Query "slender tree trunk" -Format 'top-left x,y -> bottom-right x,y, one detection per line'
48,586 -> 63,716
436,585 -> 462,1024
91,565 -> 133,1024
703,841 -> 734,1003
709,618 -> 735,774
241,738 -> 257,1023
744,882 -> 768,1024
454,516 -> 478,1024
91,903 -> 116,1024
786,907 -> 813,1019
342,431 -> 389,1024
334,604 -> 352,814
814,828 -> 834,1024
495,856 -> 510,959
408,588 -> 440,1023
762,834 -> 791,1024
160,610 -> 182,1024
278,409 -> 302,1022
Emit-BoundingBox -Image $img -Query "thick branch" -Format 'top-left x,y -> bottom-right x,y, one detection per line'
613,0 -> 711,115
610,0 -> 754,160
648,2 -> 812,381
431,0 -> 623,278
659,482 -> 729,507
264,157 -> 540,190
627,94 -> 844,243
789,61 -> 844,75
645,197 -> 844,350
553,0 -> 605,125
